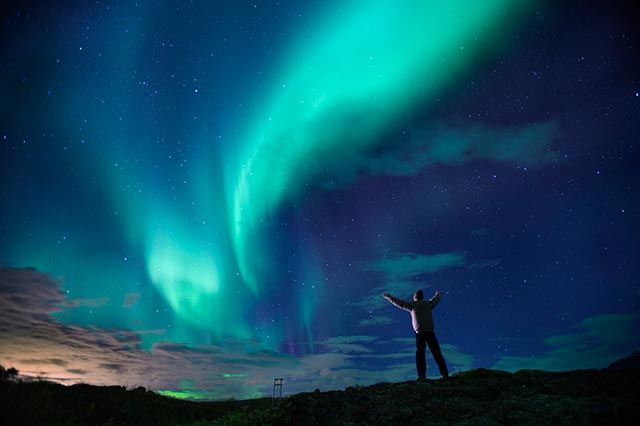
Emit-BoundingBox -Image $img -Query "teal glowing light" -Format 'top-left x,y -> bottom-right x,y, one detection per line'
156,389 -> 200,400
229,0 -> 531,293
146,228 -> 220,323
222,373 -> 247,379
3,0 -> 531,350
139,206 -> 250,339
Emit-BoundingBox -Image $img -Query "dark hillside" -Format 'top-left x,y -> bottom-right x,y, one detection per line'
287,368 -> 640,426
0,379 -> 268,426
1,364 -> 639,425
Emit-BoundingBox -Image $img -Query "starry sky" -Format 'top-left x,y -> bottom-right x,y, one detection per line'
1,0 -> 639,400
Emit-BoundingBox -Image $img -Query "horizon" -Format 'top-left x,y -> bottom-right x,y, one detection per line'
4,353 -> 638,403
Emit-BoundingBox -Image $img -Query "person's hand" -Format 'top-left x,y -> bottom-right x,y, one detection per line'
435,290 -> 441,297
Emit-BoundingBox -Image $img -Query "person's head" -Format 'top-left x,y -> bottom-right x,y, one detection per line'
413,290 -> 424,301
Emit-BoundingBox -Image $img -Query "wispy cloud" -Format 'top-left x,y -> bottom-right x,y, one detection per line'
354,250 -> 503,328
441,344 -> 474,371
354,252 -> 466,326
364,337 -> 474,375
122,292 -> 141,308
63,297 -> 110,308
315,121 -> 561,189
0,268 -> 471,399
493,313 -> 639,372
319,335 -> 378,354
358,316 -> 395,328
361,252 -> 466,281
352,280 -> 416,314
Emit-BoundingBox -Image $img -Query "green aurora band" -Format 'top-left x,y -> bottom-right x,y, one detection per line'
20,0 -> 532,345
229,0 -> 532,296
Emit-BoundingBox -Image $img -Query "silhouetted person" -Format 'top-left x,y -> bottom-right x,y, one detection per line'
383,289 -> 449,381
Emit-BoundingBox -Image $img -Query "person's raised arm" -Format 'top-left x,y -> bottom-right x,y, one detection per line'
382,292 -> 411,311
429,290 -> 442,308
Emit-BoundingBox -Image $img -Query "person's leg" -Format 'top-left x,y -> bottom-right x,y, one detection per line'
415,332 -> 427,379
425,331 -> 449,377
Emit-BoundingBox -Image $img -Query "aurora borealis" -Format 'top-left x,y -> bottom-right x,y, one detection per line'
230,0 -> 529,296
1,0 -> 639,400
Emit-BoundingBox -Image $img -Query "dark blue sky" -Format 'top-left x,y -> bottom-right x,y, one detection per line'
1,0 -> 639,400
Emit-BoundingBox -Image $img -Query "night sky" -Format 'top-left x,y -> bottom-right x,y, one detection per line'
1,0 -> 639,400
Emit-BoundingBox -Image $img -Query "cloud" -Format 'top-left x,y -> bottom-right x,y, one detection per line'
353,280 -> 419,307
354,252 -> 466,325
441,344 -> 474,371
319,336 -> 379,354
99,363 -> 127,373
358,316 -> 395,327
0,268 -> 470,399
323,336 -> 379,344
316,121 -> 560,189
0,267 -> 66,315
355,252 -> 466,307
122,293 -> 141,308
362,252 -> 466,281
365,337 -> 474,375
21,358 -> 69,367
63,297 -> 110,308
354,250 -> 503,329
493,313 -> 639,372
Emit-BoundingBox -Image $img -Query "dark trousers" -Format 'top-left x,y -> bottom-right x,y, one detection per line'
416,331 -> 448,378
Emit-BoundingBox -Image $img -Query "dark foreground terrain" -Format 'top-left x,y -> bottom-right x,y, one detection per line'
1,362 -> 639,425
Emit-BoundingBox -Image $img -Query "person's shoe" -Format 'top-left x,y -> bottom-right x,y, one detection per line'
416,376 -> 427,382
